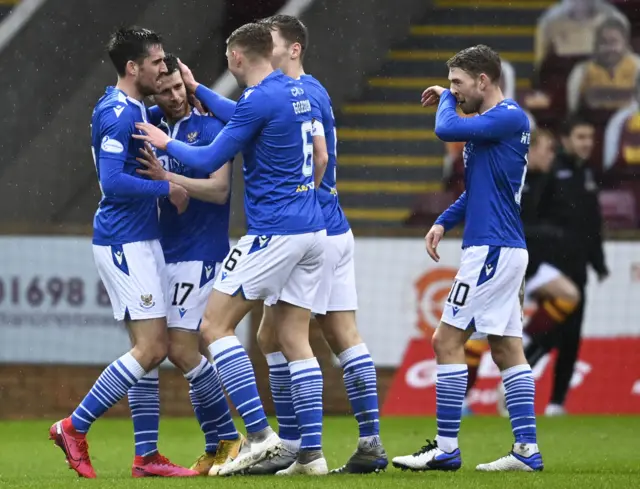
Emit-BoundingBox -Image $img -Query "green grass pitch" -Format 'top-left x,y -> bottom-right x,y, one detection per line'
1,416 -> 638,488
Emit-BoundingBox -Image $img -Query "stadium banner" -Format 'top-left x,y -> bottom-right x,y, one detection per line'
0,237 -> 251,364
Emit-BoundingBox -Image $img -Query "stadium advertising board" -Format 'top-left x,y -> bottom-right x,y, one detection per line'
0,237 -> 638,413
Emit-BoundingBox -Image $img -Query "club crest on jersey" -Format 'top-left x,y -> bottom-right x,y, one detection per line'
140,294 -> 155,309
187,131 -> 198,143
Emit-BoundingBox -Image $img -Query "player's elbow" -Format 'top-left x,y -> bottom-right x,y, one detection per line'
208,181 -> 231,205
100,177 -> 121,198
434,124 -> 458,142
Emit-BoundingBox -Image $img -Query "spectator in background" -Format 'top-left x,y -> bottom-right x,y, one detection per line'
530,117 -> 608,415
603,73 -> 640,176
529,0 -> 628,114
535,0 -> 628,68
567,17 -> 639,115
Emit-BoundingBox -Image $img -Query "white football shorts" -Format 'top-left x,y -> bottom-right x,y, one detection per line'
524,262 -> 562,299
440,245 -> 528,338
93,239 -> 167,321
165,260 -> 221,331
311,229 -> 358,315
215,231 -> 326,310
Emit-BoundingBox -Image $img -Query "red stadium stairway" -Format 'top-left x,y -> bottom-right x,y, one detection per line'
337,0 -> 553,229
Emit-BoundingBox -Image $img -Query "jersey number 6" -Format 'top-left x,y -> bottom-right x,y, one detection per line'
224,248 -> 243,272
301,121 -> 313,178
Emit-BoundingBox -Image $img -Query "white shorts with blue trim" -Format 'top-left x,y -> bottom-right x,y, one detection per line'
214,231 -> 326,310
93,240 -> 167,321
440,245 -> 528,338
165,260 -> 221,331
311,229 -> 358,315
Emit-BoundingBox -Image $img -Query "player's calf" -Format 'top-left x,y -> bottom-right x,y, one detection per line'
318,311 -> 387,474
274,301 -> 325,465
200,291 -> 278,475
482,336 -> 542,472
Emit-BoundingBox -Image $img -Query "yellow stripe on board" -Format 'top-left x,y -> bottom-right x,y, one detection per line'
434,0 -> 554,9
339,181 -> 442,194
339,128 -> 438,141
369,77 -> 531,90
0,0 -> 21,5
344,208 -> 411,222
388,50 -> 534,63
410,25 -> 535,36
341,103 -> 434,115
339,155 -> 442,167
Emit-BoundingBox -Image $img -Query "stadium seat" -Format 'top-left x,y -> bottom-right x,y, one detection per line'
598,189 -> 638,229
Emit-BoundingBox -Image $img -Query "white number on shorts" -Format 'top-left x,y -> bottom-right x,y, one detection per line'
171,282 -> 194,306
515,158 -> 527,206
301,120 -> 313,178
224,249 -> 243,272
447,280 -> 470,307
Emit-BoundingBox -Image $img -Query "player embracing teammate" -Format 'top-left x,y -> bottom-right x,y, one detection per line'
51,19 -> 386,478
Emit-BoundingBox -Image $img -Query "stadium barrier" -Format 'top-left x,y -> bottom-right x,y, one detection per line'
0,237 -> 638,417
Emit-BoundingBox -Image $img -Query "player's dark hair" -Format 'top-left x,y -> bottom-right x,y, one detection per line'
107,26 -> 163,76
163,53 -> 179,75
595,16 -> 630,44
560,116 -> 593,137
446,44 -> 502,83
226,23 -> 273,60
260,14 -> 308,58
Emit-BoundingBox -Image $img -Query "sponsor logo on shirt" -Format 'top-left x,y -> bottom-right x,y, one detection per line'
101,136 -> 124,154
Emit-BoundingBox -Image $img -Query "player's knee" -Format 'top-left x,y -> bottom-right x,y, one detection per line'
256,323 -> 279,355
167,340 -> 201,373
319,313 -> 362,355
133,339 -> 169,370
489,339 -> 523,370
431,327 -> 463,361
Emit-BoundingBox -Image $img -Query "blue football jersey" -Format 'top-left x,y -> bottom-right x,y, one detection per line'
435,91 -> 529,249
166,70 -> 325,236
301,74 -> 350,236
156,109 -> 231,264
91,87 -> 169,245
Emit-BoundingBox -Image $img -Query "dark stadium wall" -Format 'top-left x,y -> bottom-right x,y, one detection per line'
301,0 -> 433,107
0,0 -> 227,228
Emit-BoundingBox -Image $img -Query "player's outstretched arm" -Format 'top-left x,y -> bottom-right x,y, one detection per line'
176,58 -> 236,122
194,84 -> 236,123
135,90 -> 265,173
136,143 -> 231,204
434,190 -> 468,232
434,90 -> 520,142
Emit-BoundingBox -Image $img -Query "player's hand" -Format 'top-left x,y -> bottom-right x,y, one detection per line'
133,122 -> 171,150
169,182 -> 189,214
136,142 -> 168,181
189,93 -> 211,116
425,224 -> 445,262
421,86 -> 445,107
178,58 -> 198,93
